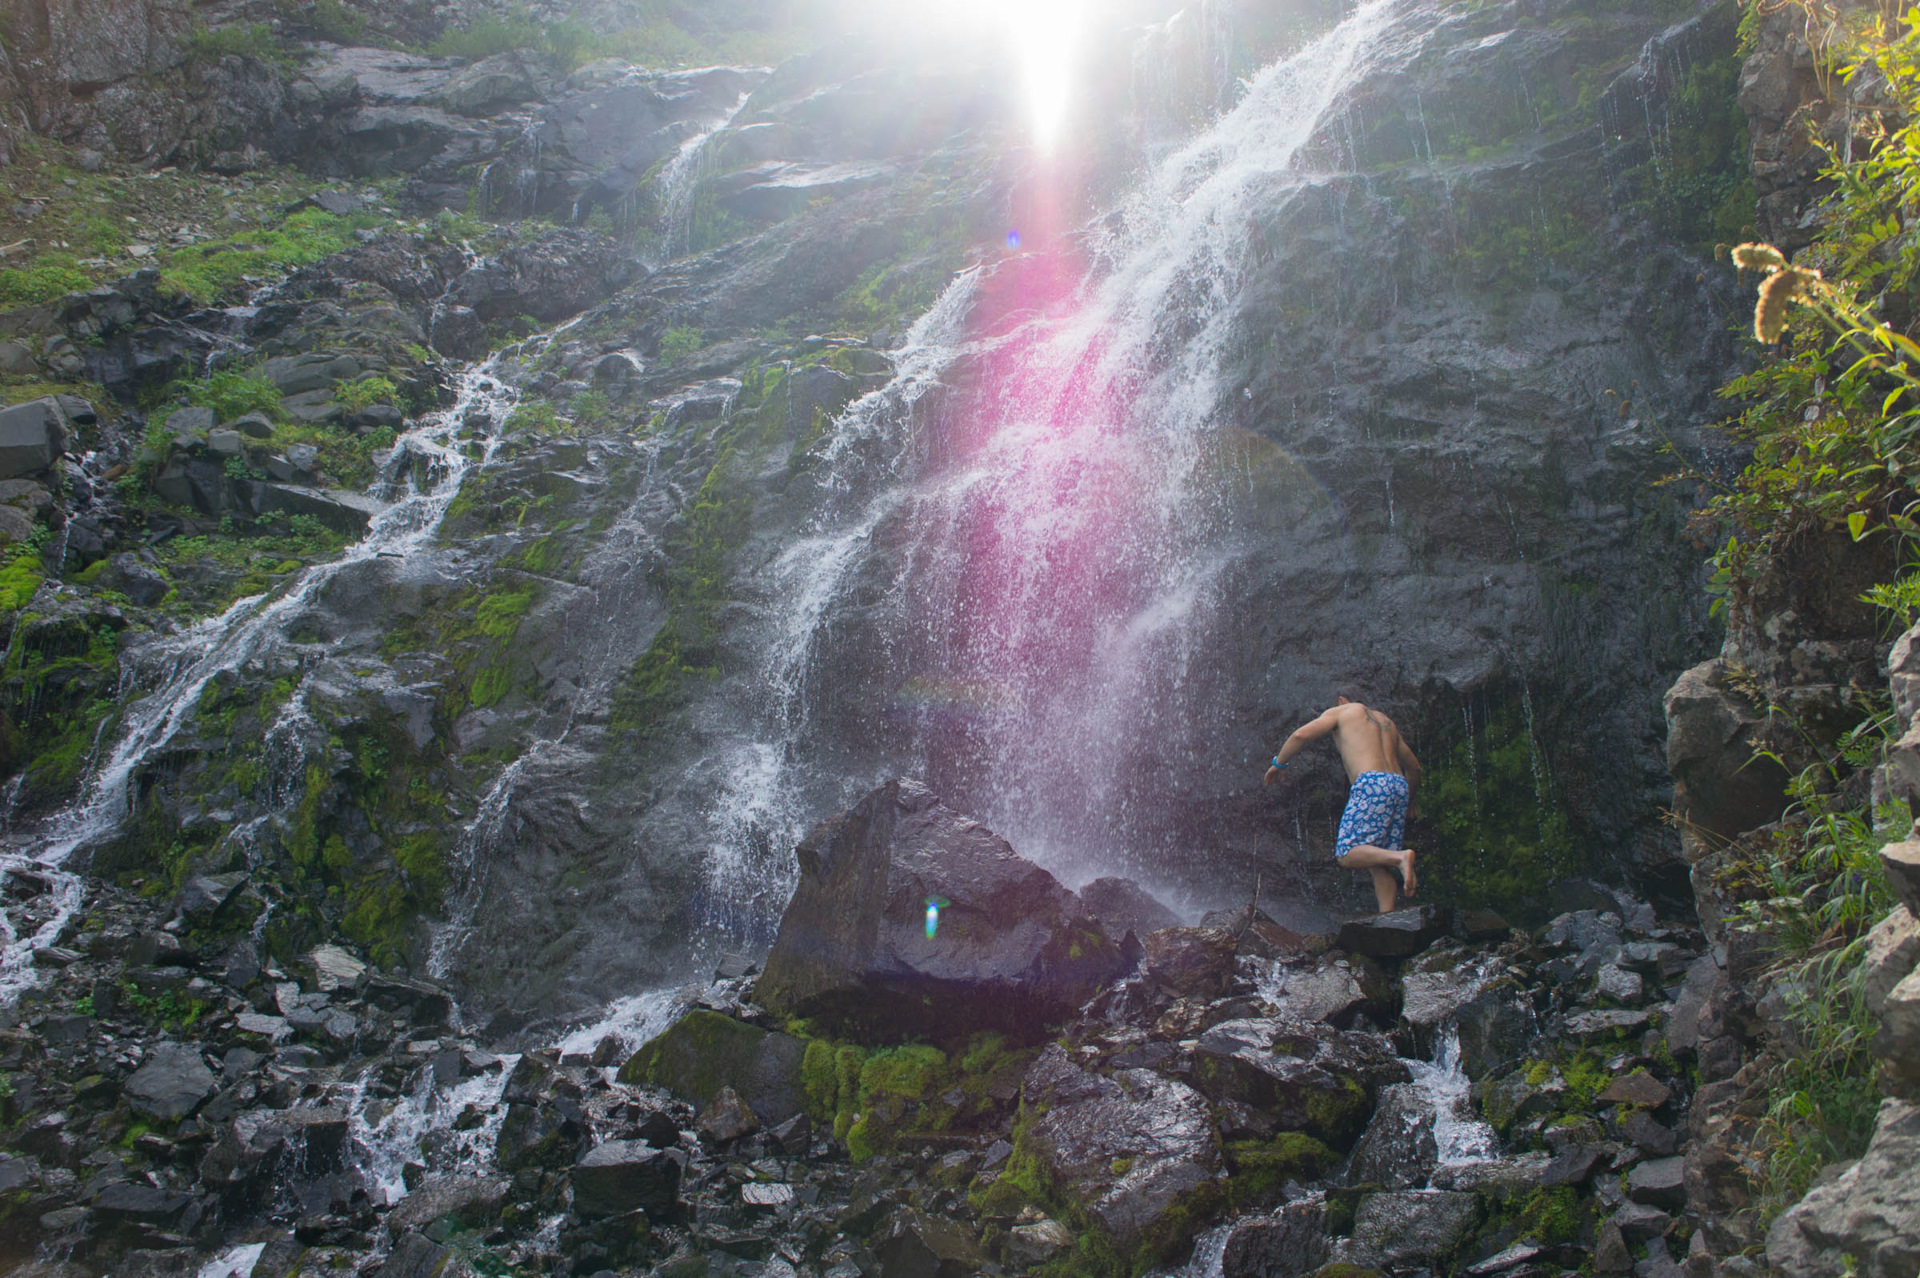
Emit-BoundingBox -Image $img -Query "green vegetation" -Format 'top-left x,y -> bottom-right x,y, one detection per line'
1666,1 -> 1920,1240
184,22 -> 290,65
0,255 -> 92,307
658,325 -> 705,362
160,207 -> 387,303
336,374 -> 399,413
170,368 -> 285,423
428,3 -> 815,70
1415,697 -> 1576,922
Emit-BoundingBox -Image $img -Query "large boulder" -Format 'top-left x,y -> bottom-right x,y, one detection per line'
617,1009 -> 806,1125
123,1043 -> 216,1121
754,779 -> 1126,1042
1079,876 -> 1182,940
1022,1050 -> 1222,1250
1343,1190 -> 1481,1268
1664,660 -> 1791,841
1220,1200 -> 1330,1278
1766,1098 -> 1920,1276
0,399 -> 64,479
1190,1018 -> 1408,1148
1261,953 -> 1392,1028
570,1141 -> 681,1220
1346,1083 -> 1438,1189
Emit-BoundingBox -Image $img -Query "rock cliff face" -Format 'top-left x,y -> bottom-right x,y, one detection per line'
0,0 -> 1754,1027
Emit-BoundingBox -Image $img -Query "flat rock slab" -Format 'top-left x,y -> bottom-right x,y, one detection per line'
1079,876 -> 1181,940
1221,1200 -> 1329,1278
1883,840 -> 1920,915
1596,1070 -> 1671,1108
386,1174 -> 508,1237
124,1043 -> 216,1121
1338,905 -> 1453,959
755,778 -> 1125,1041
1190,1017 -> 1407,1146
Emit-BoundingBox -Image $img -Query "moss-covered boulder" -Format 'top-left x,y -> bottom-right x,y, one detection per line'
617,1009 -> 806,1125
755,778 -> 1128,1044
1189,1019 -> 1409,1150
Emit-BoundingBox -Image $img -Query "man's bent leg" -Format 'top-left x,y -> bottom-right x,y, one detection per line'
1339,843 -> 1416,913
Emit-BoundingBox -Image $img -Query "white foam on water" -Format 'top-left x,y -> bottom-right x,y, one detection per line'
196,1242 -> 268,1278
1406,1029 -> 1498,1167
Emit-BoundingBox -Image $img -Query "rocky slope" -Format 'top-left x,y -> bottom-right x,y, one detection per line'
0,773 -> 1722,1278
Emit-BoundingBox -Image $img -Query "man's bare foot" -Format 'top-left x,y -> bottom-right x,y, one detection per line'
1400,848 -> 1418,897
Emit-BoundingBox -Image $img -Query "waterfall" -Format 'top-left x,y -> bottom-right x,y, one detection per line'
0,329 -> 574,1007
692,0 -> 1408,921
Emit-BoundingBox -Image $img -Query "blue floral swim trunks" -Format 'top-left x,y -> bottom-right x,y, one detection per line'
1335,771 -> 1409,858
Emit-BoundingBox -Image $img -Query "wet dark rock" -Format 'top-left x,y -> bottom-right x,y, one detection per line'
1264,952 -> 1392,1028
1665,661 -> 1792,842
695,1085 -> 761,1145
871,1205 -> 985,1277
619,1009 -> 805,1125
91,1181 -> 197,1225
1453,984 -> 1534,1079
1337,906 -> 1453,960
1079,876 -> 1183,941
1344,1190 -> 1481,1268
754,779 -> 1125,1042
1626,1155 -> 1687,1209
0,398 -> 66,479
387,1174 -> 509,1236
1347,1083 -> 1438,1190
1190,1017 -> 1407,1146
1024,1057 -> 1220,1248
1220,1199 -> 1330,1278
1140,926 -> 1240,1000
377,1232 -> 450,1278
123,1043 -> 216,1121
177,872 -> 246,920
571,1141 -> 681,1220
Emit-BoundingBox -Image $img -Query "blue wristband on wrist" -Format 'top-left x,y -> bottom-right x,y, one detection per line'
1271,756 -> 1285,769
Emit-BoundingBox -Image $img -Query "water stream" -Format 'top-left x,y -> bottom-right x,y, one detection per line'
0,331 -> 570,1008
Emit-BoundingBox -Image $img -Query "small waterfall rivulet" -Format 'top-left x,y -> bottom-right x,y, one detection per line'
0,328 -> 578,1008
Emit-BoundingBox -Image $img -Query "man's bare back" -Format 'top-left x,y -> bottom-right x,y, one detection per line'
1265,695 -> 1422,914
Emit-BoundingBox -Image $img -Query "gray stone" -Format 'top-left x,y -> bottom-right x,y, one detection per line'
0,399 -> 60,479
1883,841 -> 1920,916
179,872 -> 246,919
0,505 -> 36,544
871,1205 -> 986,1278
235,1013 -> 292,1042
1665,660 -> 1791,840
1612,1201 -> 1674,1244
309,944 -> 366,992
1190,1017 -> 1407,1145
123,1043 -> 216,1121
206,429 -> 244,457
1400,957 -> 1494,1031
1347,1190 -> 1481,1267
263,352 -> 360,396
231,412 -> 274,439
386,1174 -> 508,1236
755,779 -> 1125,1041
1666,954 -> 1719,1058
165,407 -> 215,435
91,1182 -> 194,1223
1077,876 -> 1182,940
1004,1217 -> 1074,1268
1767,1098 -> 1920,1277
1565,1008 -> 1653,1042
1348,1083 -> 1438,1189
696,1085 -> 760,1143
1626,1156 -> 1687,1209
95,552 -> 168,606
1595,963 -> 1644,1003
1337,905 -> 1453,959
1026,1064 -> 1221,1248
378,1233 -> 449,1278
1430,1152 -> 1552,1202
1877,966 -> 1920,1086
1263,953 -> 1391,1027
1866,906 -> 1920,1016
0,340 -> 35,375
1454,983 -> 1534,1079
1468,1242 -> 1546,1275
1220,1200 -> 1329,1278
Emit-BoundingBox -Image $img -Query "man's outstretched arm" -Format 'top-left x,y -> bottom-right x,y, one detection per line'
1265,707 -> 1340,785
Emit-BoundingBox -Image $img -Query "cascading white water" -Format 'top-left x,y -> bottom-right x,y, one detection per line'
0,328 -> 574,1007
1406,1029 -> 1498,1167
653,89 -> 757,265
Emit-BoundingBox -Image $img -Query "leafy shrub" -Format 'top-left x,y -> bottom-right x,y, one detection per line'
175,368 -> 284,423
336,374 -> 399,413
659,325 -> 704,361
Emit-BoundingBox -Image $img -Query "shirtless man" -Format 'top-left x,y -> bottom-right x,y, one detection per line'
1264,695 -> 1421,914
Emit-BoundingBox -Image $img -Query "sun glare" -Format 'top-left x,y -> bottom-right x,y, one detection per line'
906,0 -> 1089,150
